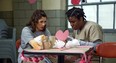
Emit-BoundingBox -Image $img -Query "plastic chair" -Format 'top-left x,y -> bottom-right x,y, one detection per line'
96,42 -> 116,63
0,19 -> 16,63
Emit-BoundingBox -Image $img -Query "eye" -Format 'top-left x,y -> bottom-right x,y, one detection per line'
70,21 -> 75,24
44,21 -> 46,23
39,21 -> 42,23
39,20 -> 47,24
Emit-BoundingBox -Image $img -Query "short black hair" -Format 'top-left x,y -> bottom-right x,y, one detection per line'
66,7 -> 86,20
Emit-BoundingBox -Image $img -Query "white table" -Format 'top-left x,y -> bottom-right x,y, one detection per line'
24,46 -> 93,63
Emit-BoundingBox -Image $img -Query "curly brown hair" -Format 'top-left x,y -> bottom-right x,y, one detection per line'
26,9 -> 47,32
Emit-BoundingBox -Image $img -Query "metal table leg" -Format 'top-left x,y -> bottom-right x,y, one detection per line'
58,55 -> 64,63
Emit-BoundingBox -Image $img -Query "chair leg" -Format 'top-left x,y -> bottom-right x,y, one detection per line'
3,59 -> 7,63
99,57 -> 103,63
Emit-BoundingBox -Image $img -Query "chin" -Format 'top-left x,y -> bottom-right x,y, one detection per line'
72,27 -> 76,30
73,28 -> 78,30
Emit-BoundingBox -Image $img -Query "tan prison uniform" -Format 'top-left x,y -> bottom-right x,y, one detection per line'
64,21 -> 103,63
73,21 -> 103,42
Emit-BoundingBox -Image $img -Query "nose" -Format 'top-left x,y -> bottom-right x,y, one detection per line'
42,22 -> 46,26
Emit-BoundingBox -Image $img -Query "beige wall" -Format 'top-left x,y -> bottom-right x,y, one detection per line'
42,0 -> 66,10
0,0 -> 12,11
61,0 -> 66,10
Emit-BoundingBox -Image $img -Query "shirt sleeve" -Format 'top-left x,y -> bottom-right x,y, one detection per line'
21,27 -> 34,49
89,24 -> 103,42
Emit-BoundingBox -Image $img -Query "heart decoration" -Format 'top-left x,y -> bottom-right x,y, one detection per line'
71,0 -> 80,5
55,30 -> 69,41
28,0 -> 37,5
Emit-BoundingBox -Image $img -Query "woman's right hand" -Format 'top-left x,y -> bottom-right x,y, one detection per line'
29,40 -> 42,50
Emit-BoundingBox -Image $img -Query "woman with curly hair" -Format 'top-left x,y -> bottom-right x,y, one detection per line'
18,9 -> 52,63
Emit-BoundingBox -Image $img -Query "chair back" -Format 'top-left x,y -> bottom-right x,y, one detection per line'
96,42 -> 116,58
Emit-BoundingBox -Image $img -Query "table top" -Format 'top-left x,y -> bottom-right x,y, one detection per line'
24,46 -> 93,55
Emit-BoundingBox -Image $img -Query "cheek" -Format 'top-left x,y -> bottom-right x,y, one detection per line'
36,24 -> 41,28
75,23 -> 79,27
70,23 -> 73,26
74,22 -> 79,29
73,22 -> 77,26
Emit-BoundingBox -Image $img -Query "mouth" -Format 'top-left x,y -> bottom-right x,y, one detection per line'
40,27 -> 45,30
72,27 -> 77,30
40,27 -> 44,30
72,26 -> 75,29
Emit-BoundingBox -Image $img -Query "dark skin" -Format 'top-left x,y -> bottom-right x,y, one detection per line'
68,16 -> 86,30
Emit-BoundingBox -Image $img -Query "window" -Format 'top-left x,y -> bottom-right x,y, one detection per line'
82,5 -> 97,22
67,0 -> 116,32
102,0 -> 116,2
115,4 -> 116,29
99,4 -> 114,29
87,0 -> 100,3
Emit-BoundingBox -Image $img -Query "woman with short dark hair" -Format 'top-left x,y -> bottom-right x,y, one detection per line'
66,7 -> 103,48
65,7 -> 103,63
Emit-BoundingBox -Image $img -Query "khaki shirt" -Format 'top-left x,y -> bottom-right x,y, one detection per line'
73,21 -> 103,42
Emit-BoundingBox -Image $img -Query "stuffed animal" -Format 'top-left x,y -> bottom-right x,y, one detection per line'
52,30 -> 69,49
65,38 -> 80,48
33,35 -> 52,50
53,40 -> 65,48
54,30 -> 80,49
